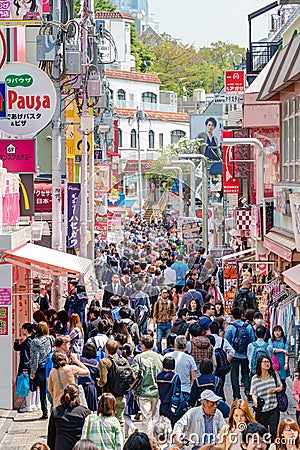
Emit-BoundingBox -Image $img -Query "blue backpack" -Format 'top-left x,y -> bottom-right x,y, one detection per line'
250,342 -> 270,374
91,337 -> 106,362
232,322 -> 250,354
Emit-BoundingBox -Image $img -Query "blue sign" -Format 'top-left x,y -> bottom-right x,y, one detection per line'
0,83 -> 6,118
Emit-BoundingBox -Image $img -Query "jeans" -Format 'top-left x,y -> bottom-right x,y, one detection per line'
230,357 -> 250,399
139,319 -> 148,335
156,322 -> 172,353
36,366 -> 47,417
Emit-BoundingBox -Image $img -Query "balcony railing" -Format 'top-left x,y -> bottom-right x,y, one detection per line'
246,40 -> 282,74
114,100 -> 177,113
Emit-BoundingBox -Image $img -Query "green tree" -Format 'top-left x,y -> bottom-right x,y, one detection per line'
74,0 -> 116,17
142,34 -> 246,94
130,23 -> 155,72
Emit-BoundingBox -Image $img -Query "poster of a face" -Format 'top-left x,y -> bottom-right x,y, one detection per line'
190,115 -> 223,160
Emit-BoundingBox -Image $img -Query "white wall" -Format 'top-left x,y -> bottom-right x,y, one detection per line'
108,78 -> 160,106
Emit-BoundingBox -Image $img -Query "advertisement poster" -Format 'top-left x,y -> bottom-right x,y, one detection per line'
94,165 -> 111,194
0,307 -> 8,335
223,260 -> 237,314
190,115 -> 223,160
67,183 -> 81,249
0,288 -> 11,305
0,0 -> 50,25
95,214 -> 108,241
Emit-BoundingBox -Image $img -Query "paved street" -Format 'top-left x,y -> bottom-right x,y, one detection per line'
0,376 -> 297,449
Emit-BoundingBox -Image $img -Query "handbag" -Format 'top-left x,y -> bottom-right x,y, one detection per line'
16,373 -> 30,397
273,373 -> 288,412
272,353 -> 280,371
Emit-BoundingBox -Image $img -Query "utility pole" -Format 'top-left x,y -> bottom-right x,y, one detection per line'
51,0 -> 63,311
136,108 -> 144,219
79,0 -> 93,258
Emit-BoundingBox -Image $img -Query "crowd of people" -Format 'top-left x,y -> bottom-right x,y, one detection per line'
14,217 -> 300,450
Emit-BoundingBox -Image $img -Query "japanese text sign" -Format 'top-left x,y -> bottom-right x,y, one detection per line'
224,70 -> 245,93
0,288 -> 11,305
0,307 -> 8,335
0,0 -> 50,26
67,183 -> 81,249
0,62 -> 56,137
222,130 -> 240,195
0,139 -> 35,172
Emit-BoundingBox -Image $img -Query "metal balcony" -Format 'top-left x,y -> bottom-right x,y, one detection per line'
246,40 -> 282,75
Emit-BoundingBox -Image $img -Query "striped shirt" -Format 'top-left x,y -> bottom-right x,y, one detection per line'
81,413 -> 123,450
69,327 -> 84,355
250,374 -> 282,412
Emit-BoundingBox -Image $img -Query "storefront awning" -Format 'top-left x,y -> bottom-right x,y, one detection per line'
4,243 -> 92,277
258,32 -> 300,101
264,230 -> 296,262
283,264 -> 300,294
221,248 -> 256,261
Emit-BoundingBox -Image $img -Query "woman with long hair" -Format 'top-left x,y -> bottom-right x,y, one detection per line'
30,321 -> 54,419
48,350 -> 89,408
47,384 -> 90,450
269,325 -> 290,388
187,297 -> 202,322
218,399 -> 256,450
69,313 -> 84,355
270,418 -> 300,450
99,308 -> 114,328
215,301 -> 225,318
250,354 -> 283,441
81,393 -> 123,450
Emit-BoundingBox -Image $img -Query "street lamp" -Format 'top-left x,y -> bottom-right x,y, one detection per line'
162,166 -> 183,217
177,153 -> 208,252
171,159 -> 196,217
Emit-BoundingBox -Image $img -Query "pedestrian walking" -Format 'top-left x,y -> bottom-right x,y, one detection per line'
153,287 -> 176,353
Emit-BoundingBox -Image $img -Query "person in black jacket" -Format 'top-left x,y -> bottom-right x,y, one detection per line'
14,322 -> 37,412
47,384 -> 90,450
171,308 -> 189,335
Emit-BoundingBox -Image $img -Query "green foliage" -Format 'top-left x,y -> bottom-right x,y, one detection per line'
74,0 -> 116,17
145,138 -> 204,181
142,34 -> 246,95
130,23 -> 155,72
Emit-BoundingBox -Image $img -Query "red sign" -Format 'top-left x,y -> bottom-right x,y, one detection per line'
95,214 -> 108,241
0,139 -> 35,173
0,288 -> 11,306
222,130 -> 240,194
124,160 -> 154,174
34,183 -> 65,213
223,260 -> 238,314
0,306 -> 8,335
225,70 -> 245,93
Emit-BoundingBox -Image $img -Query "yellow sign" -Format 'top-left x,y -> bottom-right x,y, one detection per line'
65,102 -> 93,157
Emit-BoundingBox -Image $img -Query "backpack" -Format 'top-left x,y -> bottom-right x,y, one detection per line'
106,356 -> 135,397
250,342 -> 270,374
236,289 -> 251,312
215,338 -> 231,378
171,374 -> 187,418
91,337 -> 106,362
232,322 -> 250,354
135,304 -> 149,326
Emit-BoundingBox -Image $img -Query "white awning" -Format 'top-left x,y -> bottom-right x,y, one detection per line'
4,243 -> 92,277
283,264 -> 300,294
221,248 -> 256,261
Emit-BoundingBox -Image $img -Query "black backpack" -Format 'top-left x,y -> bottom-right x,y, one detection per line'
106,356 -> 135,397
236,290 -> 251,312
215,338 -> 231,378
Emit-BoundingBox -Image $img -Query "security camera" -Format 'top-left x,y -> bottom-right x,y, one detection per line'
46,135 -> 52,141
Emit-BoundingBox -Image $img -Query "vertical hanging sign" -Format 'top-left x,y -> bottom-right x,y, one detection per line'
222,130 -> 240,194
67,183 -> 81,249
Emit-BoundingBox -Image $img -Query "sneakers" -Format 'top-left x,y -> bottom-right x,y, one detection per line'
19,406 -> 33,413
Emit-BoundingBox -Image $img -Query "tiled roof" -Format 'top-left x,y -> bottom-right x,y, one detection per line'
115,108 -> 190,123
94,11 -> 134,20
106,68 -> 161,84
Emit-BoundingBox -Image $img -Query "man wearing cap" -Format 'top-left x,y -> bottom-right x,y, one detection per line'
172,389 -> 225,449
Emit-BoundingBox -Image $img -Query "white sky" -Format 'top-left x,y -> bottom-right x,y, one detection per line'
149,0 -> 277,48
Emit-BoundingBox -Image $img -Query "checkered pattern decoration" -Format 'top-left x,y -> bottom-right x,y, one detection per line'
234,208 -> 252,230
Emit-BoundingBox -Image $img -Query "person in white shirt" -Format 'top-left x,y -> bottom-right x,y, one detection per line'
163,260 -> 177,288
